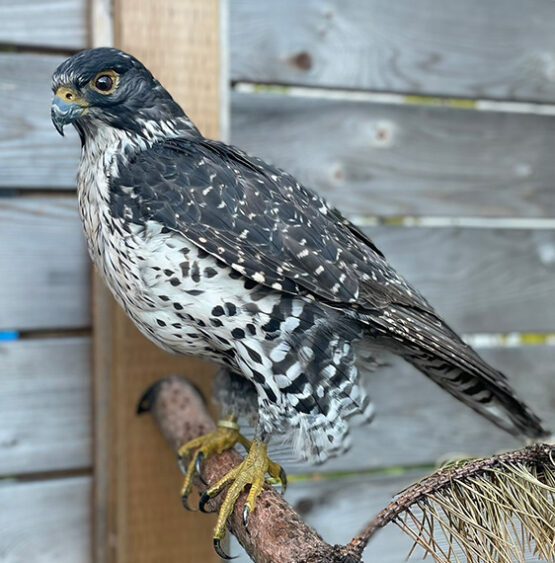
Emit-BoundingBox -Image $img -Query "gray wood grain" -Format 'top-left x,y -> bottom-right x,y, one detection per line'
0,53 -> 81,189
231,0 -> 555,103
364,226 -> 555,334
2,196 -> 554,333
0,0 -> 87,49
0,196 -> 90,331
0,337 -> 91,476
231,92 -> 555,218
0,476 -> 91,562
268,346 -> 555,474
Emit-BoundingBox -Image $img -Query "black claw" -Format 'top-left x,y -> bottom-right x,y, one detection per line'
181,493 -> 197,512
242,503 -> 250,528
194,451 -> 208,485
176,454 -> 187,475
279,468 -> 288,495
213,538 -> 236,560
195,451 -> 205,478
199,491 -> 212,513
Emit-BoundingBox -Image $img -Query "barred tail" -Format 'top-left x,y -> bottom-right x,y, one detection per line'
364,306 -> 548,440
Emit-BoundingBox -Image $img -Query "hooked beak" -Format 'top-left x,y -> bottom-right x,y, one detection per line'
51,86 -> 89,136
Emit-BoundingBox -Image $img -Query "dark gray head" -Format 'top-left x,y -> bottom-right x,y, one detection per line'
51,47 -> 198,141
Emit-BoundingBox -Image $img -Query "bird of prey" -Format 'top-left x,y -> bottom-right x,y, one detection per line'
51,48 -> 548,557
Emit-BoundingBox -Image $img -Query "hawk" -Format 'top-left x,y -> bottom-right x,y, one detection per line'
51,48 -> 548,557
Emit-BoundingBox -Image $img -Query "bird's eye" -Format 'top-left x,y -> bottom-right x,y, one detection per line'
91,70 -> 118,94
95,74 -> 113,91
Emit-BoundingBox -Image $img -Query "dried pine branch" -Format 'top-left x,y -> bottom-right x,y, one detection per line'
348,444 -> 555,562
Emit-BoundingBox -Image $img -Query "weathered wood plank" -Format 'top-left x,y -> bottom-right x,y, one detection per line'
0,53 -> 81,189
3,196 -> 553,333
0,196 -> 90,331
0,0 -> 87,49
0,476 -> 91,562
0,337 -> 91,476
231,92 -> 555,218
231,0 -> 555,103
364,226 -> 555,334
272,346 -> 555,474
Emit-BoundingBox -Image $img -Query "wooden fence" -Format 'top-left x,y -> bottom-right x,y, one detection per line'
1,1 -> 555,562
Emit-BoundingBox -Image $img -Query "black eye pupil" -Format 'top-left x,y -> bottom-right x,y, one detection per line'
95,75 -> 113,91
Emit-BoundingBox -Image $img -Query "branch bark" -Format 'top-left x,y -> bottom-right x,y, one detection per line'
138,375 -> 361,563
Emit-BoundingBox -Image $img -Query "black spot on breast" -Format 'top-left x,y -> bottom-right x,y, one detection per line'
204,267 -> 217,278
191,262 -> 201,283
158,295 -> 169,301
244,346 -> 262,364
180,262 -> 189,277
252,370 -> 265,384
156,319 -> 166,327
229,270 -> 242,280
197,248 -> 209,259
173,302 -> 183,310
186,289 -> 203,296
170,277 -> 181,286
224,302 -> 237,316
246,323 -> 256,335
212,306 -> 225,317
172,323 -> 182,329
164,269 -> 173,276
211,318 -> 223,327
231,328 -> 245,339
244,279 -> 257,290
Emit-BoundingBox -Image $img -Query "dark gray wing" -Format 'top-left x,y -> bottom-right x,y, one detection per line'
112,137 -> 430,311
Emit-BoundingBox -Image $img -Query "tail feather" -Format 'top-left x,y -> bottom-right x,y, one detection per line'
364,306 -> 548,440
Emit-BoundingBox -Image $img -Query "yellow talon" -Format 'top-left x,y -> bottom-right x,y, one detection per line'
198,438 -> 287,559
176,419 -> 286,559
177,415 -> 251,511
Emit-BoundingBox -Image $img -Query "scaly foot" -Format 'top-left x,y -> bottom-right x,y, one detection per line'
177,416 -> 251,510
199,438 -> 287,559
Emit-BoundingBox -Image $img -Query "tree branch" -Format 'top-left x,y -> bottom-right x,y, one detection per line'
138,375 -> 360,563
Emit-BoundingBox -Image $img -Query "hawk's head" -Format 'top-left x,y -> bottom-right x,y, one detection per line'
51,48 -> 193,140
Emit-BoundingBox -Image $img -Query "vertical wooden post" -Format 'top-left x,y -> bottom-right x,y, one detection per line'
93,1 -> 225,561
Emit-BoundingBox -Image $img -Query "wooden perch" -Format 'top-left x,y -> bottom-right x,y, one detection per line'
139,375 -> 555,563
138,375 -> 360,563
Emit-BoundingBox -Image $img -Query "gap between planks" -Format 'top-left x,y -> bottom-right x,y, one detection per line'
234,81 -> 555,117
